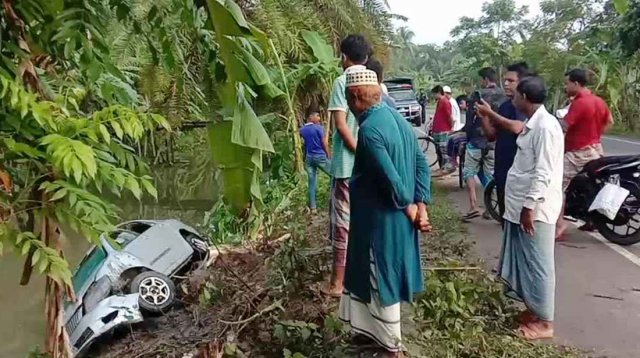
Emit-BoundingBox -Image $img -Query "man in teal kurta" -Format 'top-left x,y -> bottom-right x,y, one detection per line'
339,69 -> 432,357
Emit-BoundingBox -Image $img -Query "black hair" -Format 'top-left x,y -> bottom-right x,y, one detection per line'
340,34 -> 371,64
365,57 -> 384,84
456,95 -> 467,104
478,67 -> 498,83
306,107 -> 320,118
431,85 -> 444,95
565,68 -> 588,86
516,76 -> 547,104
506,62 -> 531,79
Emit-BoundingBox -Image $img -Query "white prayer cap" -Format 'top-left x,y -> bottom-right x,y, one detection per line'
346,69 -> 378,88
443,85 -> 452,93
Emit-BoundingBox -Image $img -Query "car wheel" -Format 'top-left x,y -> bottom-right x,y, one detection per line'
130,271 -> 176,313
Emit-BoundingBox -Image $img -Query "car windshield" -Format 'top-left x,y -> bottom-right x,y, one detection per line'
71,246 -> 107,292
389,90 -> 416,102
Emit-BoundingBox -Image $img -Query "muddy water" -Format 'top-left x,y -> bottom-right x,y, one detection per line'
0,159 -> 218,358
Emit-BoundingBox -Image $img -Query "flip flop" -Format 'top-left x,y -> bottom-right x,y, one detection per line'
516,324 -> 554,340
462,210 -> 480,220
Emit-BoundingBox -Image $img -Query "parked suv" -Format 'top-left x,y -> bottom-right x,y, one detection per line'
384,78 -> 423,127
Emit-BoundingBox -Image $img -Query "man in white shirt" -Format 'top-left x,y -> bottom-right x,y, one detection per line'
476,76 -> 563,341
444,86 -> 462,131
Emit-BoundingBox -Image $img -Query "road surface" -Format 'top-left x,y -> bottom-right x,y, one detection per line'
433,134 -> 640,358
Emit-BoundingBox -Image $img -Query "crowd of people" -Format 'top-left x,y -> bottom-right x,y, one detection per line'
298,34 -> 612,357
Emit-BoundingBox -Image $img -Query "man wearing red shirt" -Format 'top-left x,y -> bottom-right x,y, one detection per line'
556,69 -> 614,239
431,85 -> 453,175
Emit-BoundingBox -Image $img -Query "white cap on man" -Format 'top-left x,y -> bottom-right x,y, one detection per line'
443,85 -> 452,93
345,69 -> 379,87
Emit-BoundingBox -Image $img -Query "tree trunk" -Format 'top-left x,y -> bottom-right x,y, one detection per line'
42,209 -> 74,358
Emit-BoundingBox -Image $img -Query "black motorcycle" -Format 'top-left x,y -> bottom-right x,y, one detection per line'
565,154 -> 640,246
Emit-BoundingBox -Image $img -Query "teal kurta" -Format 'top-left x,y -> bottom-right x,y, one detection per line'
344,103 -> 432,307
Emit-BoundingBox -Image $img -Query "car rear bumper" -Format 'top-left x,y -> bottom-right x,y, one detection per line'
70,294 -> 143,356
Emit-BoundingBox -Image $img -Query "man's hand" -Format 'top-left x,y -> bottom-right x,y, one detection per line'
520,208 -> 535,236
405,204 -> 418,223
415,203 -> 432,232
475,99 -> 494,120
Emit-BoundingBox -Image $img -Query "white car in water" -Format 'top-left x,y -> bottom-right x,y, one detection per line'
64,219 -> 209,357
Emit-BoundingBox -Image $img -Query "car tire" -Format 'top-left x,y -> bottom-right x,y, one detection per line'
130,271 -> 176,313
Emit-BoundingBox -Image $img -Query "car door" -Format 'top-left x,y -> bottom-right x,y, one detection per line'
122,221 -> 193,274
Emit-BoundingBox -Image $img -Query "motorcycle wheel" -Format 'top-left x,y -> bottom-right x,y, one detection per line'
594,187 -> 640,246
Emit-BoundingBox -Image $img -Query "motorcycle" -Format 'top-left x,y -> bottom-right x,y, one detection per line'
565,154 -> 640,246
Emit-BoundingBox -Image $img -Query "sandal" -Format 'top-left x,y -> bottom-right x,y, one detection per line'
462,210 -> 481,220
516,323 -> 554,340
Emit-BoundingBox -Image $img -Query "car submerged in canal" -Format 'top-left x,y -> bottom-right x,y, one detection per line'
64,219 -> 209,357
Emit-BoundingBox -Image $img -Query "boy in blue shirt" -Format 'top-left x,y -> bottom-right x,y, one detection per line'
300,110 -> 331,213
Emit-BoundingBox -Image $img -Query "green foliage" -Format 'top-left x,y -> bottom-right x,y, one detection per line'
274,318 -> 349,358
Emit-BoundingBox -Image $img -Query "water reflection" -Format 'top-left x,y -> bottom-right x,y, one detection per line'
0,158 -> 217,357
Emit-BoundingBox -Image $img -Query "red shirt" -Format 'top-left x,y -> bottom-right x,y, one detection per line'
564,89 -> 611,152
432,97 -> 452,133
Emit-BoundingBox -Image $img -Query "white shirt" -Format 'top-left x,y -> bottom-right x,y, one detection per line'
449,97 -> 462,131
504,105 -> 565,224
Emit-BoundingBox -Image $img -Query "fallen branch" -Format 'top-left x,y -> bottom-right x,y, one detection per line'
218,300 -> 283,326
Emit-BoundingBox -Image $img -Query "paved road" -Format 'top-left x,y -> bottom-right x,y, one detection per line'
435,135 -> 640,357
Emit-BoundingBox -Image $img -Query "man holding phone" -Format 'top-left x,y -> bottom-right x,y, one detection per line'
462,67 -> 507,220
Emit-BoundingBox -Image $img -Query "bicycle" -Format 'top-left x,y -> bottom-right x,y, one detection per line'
458,143 -> 466,189
483,178 -> 502,222
417,135 -> 441,168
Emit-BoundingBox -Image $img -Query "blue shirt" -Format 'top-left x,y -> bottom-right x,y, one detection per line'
494,100 -> 527,190
300,123 -> 326,157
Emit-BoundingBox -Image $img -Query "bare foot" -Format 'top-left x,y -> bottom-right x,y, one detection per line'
379,351 -> 405,358
320,282 -> 342,298
517,320 -> 554,340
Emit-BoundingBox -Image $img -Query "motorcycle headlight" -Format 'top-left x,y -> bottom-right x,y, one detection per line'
83,276 -> 112,313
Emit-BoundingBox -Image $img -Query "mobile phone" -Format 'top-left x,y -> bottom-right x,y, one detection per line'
472,90 -> 482,102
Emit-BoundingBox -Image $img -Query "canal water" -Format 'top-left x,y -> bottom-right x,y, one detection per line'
0,157 -> 218,357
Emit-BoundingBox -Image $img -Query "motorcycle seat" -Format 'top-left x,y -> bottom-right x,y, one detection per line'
583,154 -> 640,174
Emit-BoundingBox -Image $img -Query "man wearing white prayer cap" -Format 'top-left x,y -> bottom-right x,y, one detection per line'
339,67 -> 433,357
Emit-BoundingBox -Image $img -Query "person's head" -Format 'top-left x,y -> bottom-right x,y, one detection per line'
478,67 -> 498,88
365,57 -> 384,84
443,85 -> 453,98
504,62 -> 530,98
306,110 -> 320,124
431,85 -> 444,100
340,35 -> 371,69
564,68 -> 588,97
456,95 -> 467,111
513,76 -> 547,115
345,69 -> 381,116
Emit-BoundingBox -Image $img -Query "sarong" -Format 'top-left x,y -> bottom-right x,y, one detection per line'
499,221 -> 556,321
329,178 -> 350,267
563,143 -> 604,190
339,249 -> 402,352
